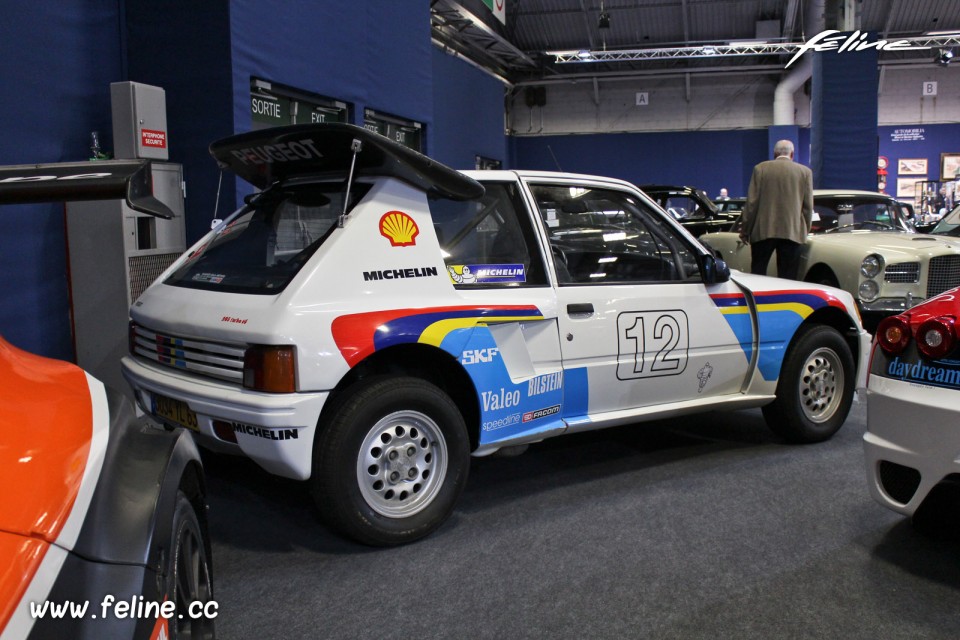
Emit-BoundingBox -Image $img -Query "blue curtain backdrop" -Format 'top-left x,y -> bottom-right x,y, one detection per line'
811,39 -> 879,190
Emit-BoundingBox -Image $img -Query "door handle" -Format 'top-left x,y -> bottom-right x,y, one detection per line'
567,303 -> 594,315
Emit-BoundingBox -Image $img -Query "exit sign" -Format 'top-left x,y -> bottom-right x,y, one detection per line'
482,0 -> 505,24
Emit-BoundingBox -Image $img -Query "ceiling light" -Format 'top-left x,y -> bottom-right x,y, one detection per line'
937,48 -> 954,66
576,50 -> 594,60
598,12 -> 610,29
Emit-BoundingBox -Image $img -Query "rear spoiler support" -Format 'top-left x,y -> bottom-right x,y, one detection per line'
0,160 -> 174,218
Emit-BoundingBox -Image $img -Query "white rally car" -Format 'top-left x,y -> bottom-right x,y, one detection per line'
122,123 -> 870,545
864,286 -> 960,529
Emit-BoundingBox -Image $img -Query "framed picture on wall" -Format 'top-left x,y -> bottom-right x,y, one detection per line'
940,153 -> 960,181
897,158 -> 927,176
896,178 -> 920,198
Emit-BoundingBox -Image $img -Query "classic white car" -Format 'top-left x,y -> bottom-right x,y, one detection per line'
121,123 -> 870,546
701,190 -> 960,329
863,286 -> 960,530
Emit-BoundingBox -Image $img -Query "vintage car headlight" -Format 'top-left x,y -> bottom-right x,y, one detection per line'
858,279 -> 880,302
860,254 -> 884,278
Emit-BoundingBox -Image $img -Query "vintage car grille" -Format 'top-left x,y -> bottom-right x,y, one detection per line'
883,262 -> 919,284
927,255 -> 960,298
130,324 -> 245,384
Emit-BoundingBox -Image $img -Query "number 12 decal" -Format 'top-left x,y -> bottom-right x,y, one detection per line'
616,310 -> 689,380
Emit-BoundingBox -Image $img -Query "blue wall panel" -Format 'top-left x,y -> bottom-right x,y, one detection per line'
512,129 -> 769,198
431,50 -> 507,170
878,123 -> 960,198
0,3 -> 123,359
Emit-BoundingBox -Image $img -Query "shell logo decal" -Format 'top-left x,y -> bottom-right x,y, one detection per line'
379,211 -> 419,247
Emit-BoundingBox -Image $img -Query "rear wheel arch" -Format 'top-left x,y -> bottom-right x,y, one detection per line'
322,343 -> 481,450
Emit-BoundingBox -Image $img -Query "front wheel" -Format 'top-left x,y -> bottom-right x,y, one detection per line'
167,491 -> 215,640
762,324 -> 854,443
312,376 -> 470,546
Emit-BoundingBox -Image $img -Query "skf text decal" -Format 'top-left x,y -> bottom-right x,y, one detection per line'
379,211 -> 419,247
363,266 -> 438,281
616,310 -> 689,380
462,347 -> 499,365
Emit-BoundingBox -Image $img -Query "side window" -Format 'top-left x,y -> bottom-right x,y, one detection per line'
428,182 -> 547,287
529,184 -> 700,285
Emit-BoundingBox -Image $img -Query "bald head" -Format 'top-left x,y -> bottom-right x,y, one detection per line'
774,140 -> 795,159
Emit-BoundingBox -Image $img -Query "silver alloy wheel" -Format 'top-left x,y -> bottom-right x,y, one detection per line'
799,346 -> 844,423
357,410 -> 448,518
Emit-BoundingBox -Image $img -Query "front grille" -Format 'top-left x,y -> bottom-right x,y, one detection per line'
927,255 -> 960,298
884,262 -> 919,284
131,324 -> 245,384
878,460 -> 921,505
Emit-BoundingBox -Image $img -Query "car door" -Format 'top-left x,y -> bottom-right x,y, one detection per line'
524,178 -> 756,425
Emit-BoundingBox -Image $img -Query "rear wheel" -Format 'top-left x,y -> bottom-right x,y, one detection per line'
312,376 -> 470,546
762,324 -> 854,443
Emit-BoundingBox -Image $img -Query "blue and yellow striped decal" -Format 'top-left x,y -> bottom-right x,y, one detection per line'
711,289 -> 844,381
332,305 -> 544,367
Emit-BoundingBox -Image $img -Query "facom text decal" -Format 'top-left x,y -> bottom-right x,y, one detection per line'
522,404 -> 561,423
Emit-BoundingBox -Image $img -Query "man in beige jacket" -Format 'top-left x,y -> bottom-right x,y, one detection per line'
738,139 -> 813,280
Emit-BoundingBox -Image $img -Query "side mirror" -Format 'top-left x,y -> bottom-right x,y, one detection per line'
702,253 -> 730,284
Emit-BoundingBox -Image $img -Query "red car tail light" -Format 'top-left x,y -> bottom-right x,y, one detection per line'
876,315 -> 911,355
243,345 -> 297,393
915,316 -> 957,360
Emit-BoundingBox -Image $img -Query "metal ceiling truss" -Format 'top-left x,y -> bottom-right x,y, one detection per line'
430,0 -> 539,70
548,34 -> 960,65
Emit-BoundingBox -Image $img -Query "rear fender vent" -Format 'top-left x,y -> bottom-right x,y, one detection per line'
878,460 -> 922,505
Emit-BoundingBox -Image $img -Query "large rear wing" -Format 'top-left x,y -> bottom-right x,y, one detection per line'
0,160 -> 174,218
209,123 -> 484,201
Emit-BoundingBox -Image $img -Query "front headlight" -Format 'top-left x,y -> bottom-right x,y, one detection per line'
858,279 -> 880,302
860,254 -> 884,278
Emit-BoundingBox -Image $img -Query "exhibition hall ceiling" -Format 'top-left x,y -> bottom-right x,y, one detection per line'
430,0 -> 960,82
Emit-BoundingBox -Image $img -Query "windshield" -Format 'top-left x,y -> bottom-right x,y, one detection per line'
811,197 -> 911,234
166,182 -> 370,294
929,203 -> 960,237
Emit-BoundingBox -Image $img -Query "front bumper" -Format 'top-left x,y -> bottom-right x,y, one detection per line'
121,356 -> 328,480
864,376 -> 960,516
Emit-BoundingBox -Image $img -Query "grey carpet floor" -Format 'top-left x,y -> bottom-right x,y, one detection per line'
204,398 -> 960,639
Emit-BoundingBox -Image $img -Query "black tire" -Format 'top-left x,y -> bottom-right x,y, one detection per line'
312,376 -> 470,546
167,491 -> 215,640
762,324 -> 854,443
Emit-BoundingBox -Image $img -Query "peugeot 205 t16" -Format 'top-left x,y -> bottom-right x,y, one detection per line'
122,123 -> 870,546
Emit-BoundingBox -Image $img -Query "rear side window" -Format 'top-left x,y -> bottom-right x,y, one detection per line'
166,183 -> 369,294
428,182 -> 547,287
